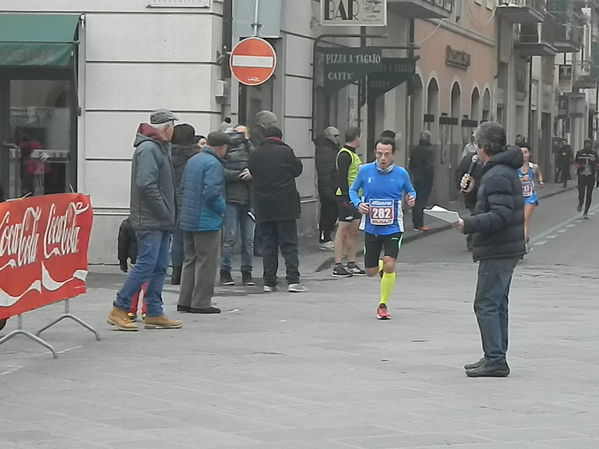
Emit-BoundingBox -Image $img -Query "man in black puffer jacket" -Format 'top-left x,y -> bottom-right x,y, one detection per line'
453,121 -> 525,378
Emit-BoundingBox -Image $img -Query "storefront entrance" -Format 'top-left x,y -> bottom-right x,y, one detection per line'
0,14 -> 79,200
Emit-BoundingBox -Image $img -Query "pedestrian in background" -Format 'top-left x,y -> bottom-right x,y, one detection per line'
170,123 -> 199,285
219,125 -> 255,286
556,142 -> 573,187
177,131 -> 230,314
409,130 -> 435,231
250,110 -> 278,257
117,217 -> 147,321
248,126 -> 307,293
454,121 -> 525,378
574,138 -> 599,219
108,109 -> 182,331
314,126 -> 340,250
455,150 -> 484,251
462,132 -> 476,158
332,127 -> 365,278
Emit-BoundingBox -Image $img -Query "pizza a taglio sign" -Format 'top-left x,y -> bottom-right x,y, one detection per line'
322,47 -> 383,92
321,0 -> 387,26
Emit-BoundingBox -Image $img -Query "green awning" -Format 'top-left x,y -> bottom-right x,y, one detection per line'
0,14 -> 79,67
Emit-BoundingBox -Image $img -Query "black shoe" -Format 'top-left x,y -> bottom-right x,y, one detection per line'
242,271 -> 255,286
332,264 -> 353,277
188,306 -> 221,314
577,203 -> 582,212
220,270 -> 234,286
171,266 -> 182,285
464,357 -> 486,370
176,304 -> 191,312
466,363 -> 510,378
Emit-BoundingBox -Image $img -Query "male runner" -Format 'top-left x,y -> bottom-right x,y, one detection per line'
349,138 -> 416,319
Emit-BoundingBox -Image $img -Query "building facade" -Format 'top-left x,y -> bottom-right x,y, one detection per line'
2,0 -> 596,264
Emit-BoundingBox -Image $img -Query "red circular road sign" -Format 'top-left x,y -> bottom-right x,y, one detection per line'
230,37 -> 277,86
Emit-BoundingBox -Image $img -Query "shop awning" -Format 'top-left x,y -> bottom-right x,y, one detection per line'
0,14 -> 79,67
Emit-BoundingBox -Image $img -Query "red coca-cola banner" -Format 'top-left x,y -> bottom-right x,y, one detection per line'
0,193 -> 93,319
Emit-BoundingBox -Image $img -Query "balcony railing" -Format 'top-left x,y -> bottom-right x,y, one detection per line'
515,13 -> 559,56
423,0 -> 453,13
573,60 -> 598,89
498,0 -> 546,23
388,0 -> 454,19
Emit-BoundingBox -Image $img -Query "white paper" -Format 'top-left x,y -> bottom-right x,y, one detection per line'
424,205 -> 460,223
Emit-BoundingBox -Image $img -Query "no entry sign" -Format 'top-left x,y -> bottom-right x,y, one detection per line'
230,37 -> 276,86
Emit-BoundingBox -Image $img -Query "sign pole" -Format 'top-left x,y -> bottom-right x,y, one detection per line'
252,0 -> 261,37
0,314 -> 58,359
36,298 -> 100,341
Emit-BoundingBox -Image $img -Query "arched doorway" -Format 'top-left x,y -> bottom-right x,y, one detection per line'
471,87 -> 480,122
409,75 -> 423,149
482,89 -> 491,122
426,78 -> 439,146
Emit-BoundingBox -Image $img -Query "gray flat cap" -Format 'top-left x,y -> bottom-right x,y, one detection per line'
150,109 -> 179,124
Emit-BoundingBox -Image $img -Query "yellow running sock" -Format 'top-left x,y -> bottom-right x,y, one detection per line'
379,272 -> 396,305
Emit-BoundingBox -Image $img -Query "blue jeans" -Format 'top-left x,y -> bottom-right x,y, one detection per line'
221,203 -> 254,273
114,229 -> 171,317
474,257 -> 519,366
171,226 -> 184,267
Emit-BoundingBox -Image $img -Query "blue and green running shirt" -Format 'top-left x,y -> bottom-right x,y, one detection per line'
349,162 -> 416,235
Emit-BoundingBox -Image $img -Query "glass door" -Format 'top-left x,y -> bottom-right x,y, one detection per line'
1,75 -> 75,199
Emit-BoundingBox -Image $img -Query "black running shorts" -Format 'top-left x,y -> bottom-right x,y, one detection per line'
337,196 -> 361,222
363,232 -> 403,268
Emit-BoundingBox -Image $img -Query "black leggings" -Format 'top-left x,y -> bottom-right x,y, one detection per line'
578,175 -> 595,214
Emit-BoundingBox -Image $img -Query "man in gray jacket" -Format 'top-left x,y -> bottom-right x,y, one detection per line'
108,109 -> 183,331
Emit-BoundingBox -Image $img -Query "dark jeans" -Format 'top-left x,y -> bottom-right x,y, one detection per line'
577,175 -> 595,214
318,191 -> 337,242
474,257 -> 519,367
260,219 -> 300,286
412,181 -> 432,229
114,229 -> 170,317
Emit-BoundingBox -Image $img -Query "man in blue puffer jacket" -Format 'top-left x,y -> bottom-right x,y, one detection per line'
177,131 -> 230,314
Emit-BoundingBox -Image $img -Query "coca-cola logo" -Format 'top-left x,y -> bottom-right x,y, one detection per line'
43,202 -> 81,259
0,206 -> 41,270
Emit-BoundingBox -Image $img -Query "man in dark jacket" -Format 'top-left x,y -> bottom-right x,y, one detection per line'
177,131 -> 230,314
170,123 -> 198,285
453,121 -> 525,378
574,139 -> 599,218
409,131 -> 435,231
248,127 -> 306,293
108,109 -> 182,331
556,141 -> 573,187
314,126 -> 340,250
219,125 -> 255,286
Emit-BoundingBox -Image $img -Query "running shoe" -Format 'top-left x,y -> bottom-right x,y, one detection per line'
319,240 -> 334,251
288,283 -> 308,293
376,303 -> 390,320
583,213 -> 589,219
347,262 -> 366,275
414,226 -> 430,232
332,264 -> 353,277
263,285 -> 278,293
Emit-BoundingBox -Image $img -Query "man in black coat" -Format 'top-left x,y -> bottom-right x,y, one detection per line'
453,121 -> 525,378
248,127 -> 307,293
314,126 -> 340,249
409,130 -> 435,231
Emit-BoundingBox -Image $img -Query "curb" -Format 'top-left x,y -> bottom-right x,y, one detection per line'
313,185 -> 576,273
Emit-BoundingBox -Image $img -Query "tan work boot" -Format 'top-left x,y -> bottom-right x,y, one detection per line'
107,306 -> 138,331
143,315 -> 183,329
